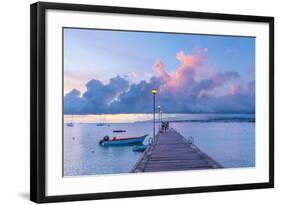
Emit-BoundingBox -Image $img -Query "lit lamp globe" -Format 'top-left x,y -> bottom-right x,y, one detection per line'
151,89 -> 157,94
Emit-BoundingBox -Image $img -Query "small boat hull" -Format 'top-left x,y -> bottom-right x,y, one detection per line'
113,130 -> 126,133
132,145 -> 148,152
100,135 -> 148,146
66,123 -> 74,127
96,123 -> 110,127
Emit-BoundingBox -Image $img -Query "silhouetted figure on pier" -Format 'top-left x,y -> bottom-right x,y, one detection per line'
161,122 -> 165,133
161,121 -> 170,133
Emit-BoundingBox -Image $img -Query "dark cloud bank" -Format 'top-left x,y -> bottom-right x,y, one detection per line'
64,75 -> 254,114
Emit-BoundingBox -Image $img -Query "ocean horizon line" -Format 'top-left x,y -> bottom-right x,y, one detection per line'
64,113 -> 255,124
64,112 -> 256,115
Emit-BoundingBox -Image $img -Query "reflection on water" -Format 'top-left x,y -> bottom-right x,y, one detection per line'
64,114 -> 255,176
64,123 -> 153,176
171,122 -> 255,168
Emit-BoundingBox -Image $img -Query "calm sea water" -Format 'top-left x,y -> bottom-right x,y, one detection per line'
64,113 -> 255,176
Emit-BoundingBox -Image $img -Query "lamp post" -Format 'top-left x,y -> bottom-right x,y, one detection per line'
157,105 -> 161,132
151,89 -> 157,139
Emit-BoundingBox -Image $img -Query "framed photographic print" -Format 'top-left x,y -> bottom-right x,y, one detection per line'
30,2 -> 274,203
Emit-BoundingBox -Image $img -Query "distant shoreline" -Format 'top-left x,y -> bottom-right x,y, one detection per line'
64,112 -> 256,115
64,113 -> 255,124
135,118 -> 255,123
65,119 -> 255,124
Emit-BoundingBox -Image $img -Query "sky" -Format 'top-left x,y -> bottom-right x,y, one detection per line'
64,28 -> 255,114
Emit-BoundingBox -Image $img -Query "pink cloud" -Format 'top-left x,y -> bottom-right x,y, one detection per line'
155,48 -> 208,92
64,70 -> 91,95
128,71 -> 138,78
153,47 -> 239,102
65,47 -> 250,114
229,84 -> 239,95
154,61 -> 171,81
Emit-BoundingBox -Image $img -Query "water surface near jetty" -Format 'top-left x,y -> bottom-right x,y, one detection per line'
64,113 -> 255,176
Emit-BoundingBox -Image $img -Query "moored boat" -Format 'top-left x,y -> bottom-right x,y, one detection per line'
66,122 -> 74,127
66,115 -> 74,127
112,130 -> 126,133
99,134 -> 148,146
96,114 -> 110,126
132,145 -> 148,152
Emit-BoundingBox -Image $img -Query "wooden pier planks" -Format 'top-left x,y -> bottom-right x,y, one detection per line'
131,128 -> 222,173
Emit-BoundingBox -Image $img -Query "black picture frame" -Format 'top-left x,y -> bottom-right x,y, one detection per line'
30,1 -> 274,203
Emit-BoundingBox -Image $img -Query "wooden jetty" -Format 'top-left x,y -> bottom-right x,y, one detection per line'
131,128 -> 222,173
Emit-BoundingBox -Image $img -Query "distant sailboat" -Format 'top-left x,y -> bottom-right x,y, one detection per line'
96,123 -> 106,126
96,114 -> 110,126
66,115 -> 74,127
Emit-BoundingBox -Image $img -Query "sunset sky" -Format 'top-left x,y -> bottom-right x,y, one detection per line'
64,28 -> 255,114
